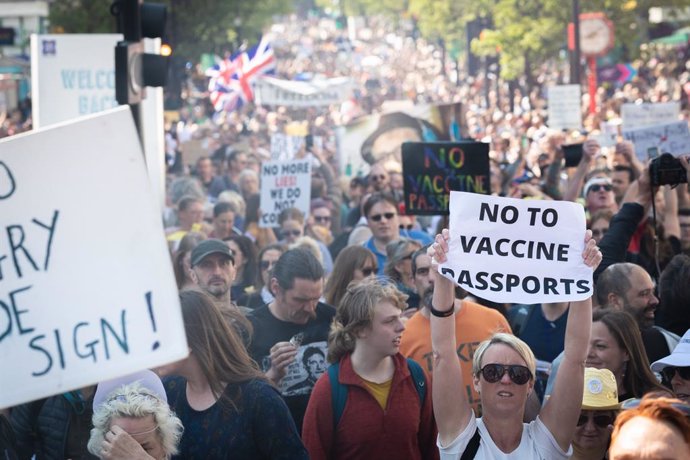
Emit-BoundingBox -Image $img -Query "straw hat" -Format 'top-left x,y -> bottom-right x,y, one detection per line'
582,367 -> 621,410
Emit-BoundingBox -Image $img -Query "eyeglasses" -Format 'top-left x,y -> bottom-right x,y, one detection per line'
314,215 -> 331,223
360,266 -> 378,277
589,184 -> 613,193
479,364 -> 532,385
662,366 -> 690,382
260,260 -> 276,271
399,224 -> 414,230
369,212 -> 396,222
281,229 -> 302,238
577,413 -> 615,428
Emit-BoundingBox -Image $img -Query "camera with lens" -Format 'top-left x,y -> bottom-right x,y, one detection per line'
649,153 -> 688,187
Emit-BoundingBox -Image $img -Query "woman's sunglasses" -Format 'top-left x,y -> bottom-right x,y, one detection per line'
662,366 -> 690,382
360,266 -> 378,277
577,413 -> 614,428
479,364 -> 532,385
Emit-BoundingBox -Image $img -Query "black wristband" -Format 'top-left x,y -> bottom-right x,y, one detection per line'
429,302 -> 455,317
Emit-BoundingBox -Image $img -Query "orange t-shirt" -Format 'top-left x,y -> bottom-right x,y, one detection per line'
399,299 -> 511,415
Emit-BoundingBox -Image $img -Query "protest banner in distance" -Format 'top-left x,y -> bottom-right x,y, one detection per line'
0,107 -> 188,409
270,133 -> 305,161
438,192 -> 591,304
402,142 -> 490,215
254,76 -> 353,107
259,159 -> 312,228
547,85 -> 582,130
622,121 -> 690,160
621,102 -> 680,130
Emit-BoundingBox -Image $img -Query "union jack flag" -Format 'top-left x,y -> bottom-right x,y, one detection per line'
206,36 -> 275,113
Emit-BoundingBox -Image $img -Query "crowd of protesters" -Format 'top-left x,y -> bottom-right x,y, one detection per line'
3,10 -> 690,460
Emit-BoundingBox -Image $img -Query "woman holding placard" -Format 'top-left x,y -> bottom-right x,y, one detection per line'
428,228 -> 601,459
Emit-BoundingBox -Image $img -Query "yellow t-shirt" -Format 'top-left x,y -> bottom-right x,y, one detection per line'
361,378 -> 393,410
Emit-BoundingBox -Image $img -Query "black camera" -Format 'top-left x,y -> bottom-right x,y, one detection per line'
650,153 -> 688,187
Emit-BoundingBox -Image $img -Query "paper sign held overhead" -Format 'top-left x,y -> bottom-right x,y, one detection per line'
402,142 -> 490,215
438,192 -> 592,304
259,159 -> 312,228
547,85 -> 582,131
621,102 -> 680,130
0,107 -> 188,409
622,121 -> 690,161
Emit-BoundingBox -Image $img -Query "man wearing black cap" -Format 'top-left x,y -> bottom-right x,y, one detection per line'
190,239 -> 237,306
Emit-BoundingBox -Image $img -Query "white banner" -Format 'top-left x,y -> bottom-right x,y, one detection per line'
0,107 -> 188,409
547,85 -> 582,130
621,102 -> 680,130
259,159 -> 312,228
31,34 -> 122,129
439,192 -> 592,304
622,121 -> 690,160
254,76 -> 353,107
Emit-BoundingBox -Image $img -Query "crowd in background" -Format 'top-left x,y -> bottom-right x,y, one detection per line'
2,11 -> 690,460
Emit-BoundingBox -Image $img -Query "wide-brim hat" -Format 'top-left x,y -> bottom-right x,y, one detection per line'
651,329 -> 690,372
582,367 -> 621,410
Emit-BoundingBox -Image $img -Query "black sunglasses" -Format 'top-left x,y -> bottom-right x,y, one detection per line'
590,184 -> 612,192
314,215 -> 331,223
577,413 -> 615,428
399,224 -> 414,230
369,212 -> 396,222
282,229 -> 301,238
360,267 -> 378,277
260,260 -> 276,271
662,366 -> 690,382
480,364 -> 532,385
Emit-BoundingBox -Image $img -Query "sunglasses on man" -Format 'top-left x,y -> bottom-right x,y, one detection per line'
369,212 -> 396,222
589,184 -> 612,193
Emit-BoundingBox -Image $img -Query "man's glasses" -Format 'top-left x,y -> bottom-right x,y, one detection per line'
360,266 -> 378,277
662,366 -> 690,382
369,212 -> 396,222
399,224 -> 414,230
260,260 -> 276,271
314,215 -> 331,224
281,229 -> 301,238
577,413 -> 615,428
590,184 -> 613,193
479,364 -> 532,385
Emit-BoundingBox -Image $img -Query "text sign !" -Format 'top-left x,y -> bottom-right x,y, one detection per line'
0,107 -> 188,409
438,192 -> 592,304
259,159 -> 312,228
402,142 -> 490,215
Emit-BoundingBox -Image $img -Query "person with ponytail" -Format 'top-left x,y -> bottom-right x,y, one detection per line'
302,278 -> 438,460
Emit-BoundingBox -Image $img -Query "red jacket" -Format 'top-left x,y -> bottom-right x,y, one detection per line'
302,353 -> 439,460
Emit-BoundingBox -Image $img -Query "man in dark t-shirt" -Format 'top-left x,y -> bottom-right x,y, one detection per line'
248,249 -> 335,433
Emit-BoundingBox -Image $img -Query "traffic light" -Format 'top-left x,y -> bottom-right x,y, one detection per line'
112,0 -> 169,105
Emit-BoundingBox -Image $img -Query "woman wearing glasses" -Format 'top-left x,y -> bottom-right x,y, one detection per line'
571,368 -> 620,460
324,246 -> 378,307
429,229 -> 601,459
652,329 -> 690,404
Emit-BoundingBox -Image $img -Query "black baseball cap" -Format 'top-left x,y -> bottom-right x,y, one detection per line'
190,239 -> 234,267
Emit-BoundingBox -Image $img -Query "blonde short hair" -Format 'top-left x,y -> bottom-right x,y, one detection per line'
472,333 -> 536,379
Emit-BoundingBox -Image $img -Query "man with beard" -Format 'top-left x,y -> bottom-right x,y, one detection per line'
399,246 -> 510,415
190,239 -> 237,306
247,248 -> 335,433
596,262 -> 680,363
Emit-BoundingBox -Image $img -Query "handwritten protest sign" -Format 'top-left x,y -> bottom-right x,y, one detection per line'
402,142 -> 490,215
254,76 -> 353,107
271,133 -> 305,161
622,121 -> 690,161
621,102 -> 679,130
438,192 -> 591,304
259,159 -> 312,228
0,107 -> 188,409
547,85 -> 582,130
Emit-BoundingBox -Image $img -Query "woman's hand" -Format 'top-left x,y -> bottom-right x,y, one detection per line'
101,426 -> 154,460
582,229 -> 603,270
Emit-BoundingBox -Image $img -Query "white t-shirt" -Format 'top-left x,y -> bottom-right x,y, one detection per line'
438,415 -> 572,460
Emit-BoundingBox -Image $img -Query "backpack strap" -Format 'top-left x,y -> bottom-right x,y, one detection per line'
328,363 -> 347,430
405,358 -> 427,404
460,426 -> 481,460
